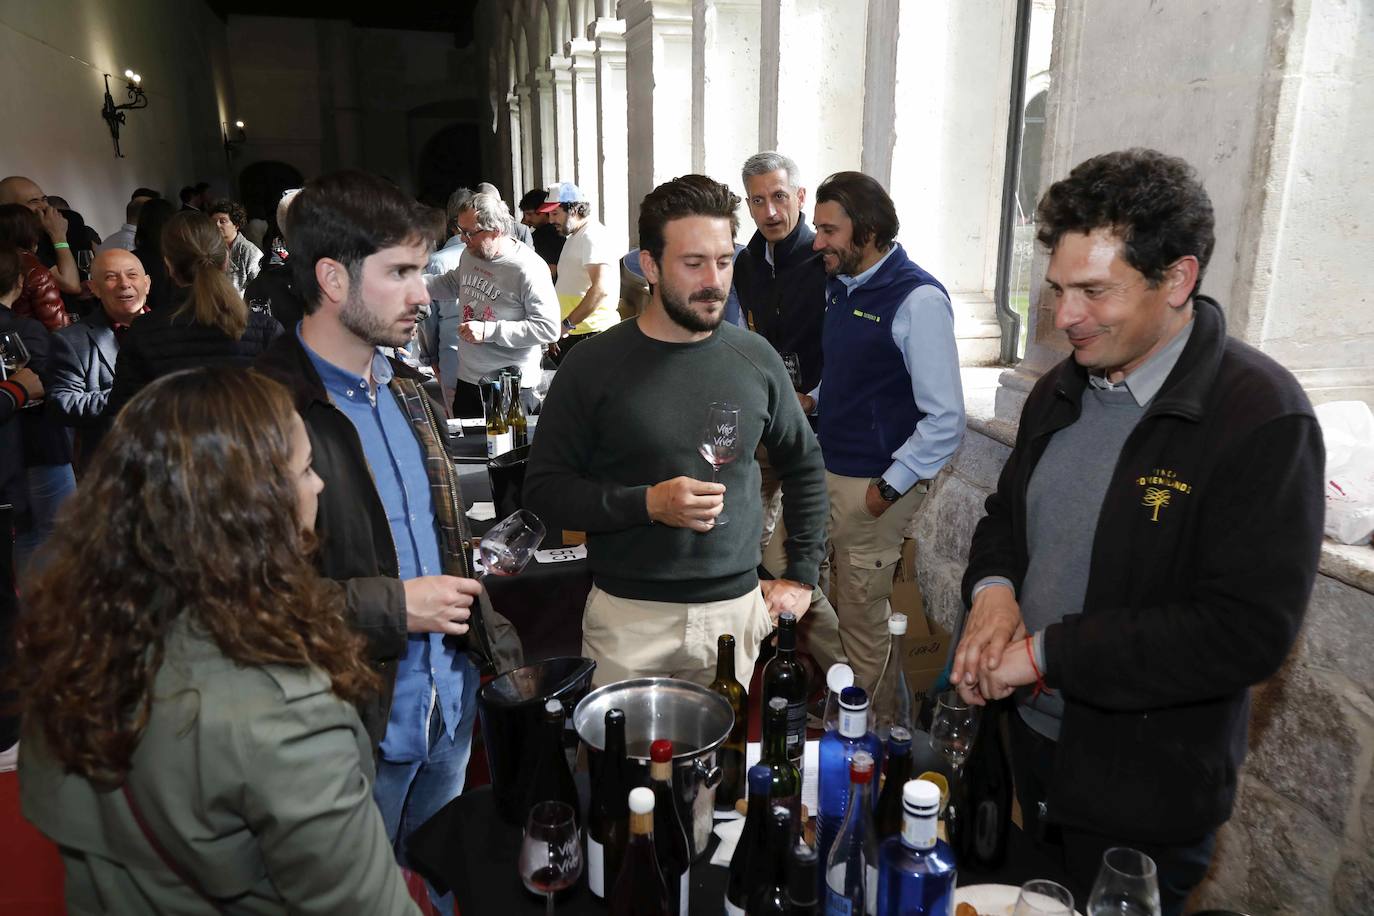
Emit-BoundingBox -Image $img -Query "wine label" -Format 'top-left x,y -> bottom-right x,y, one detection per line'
487,430 -> 513,458
825,885 -> 854,916
680,872 -> 690,916
587,836 -> 605,897
838,706 -> 867,738
785,700 -> 807,753
902,811 -> 937,850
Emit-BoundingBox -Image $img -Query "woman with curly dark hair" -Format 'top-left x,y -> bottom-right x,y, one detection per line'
15,366 -> 421,914
210,197 -> 264,295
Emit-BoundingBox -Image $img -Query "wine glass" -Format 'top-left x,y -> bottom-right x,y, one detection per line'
1014,878 -> 1075,916
1087,847 -> 1161,916
0,331 -> 30,379
698,401 -> 740,528
780,352 -> 803,390
478,508 -> 547,578
76,248 -> 94,279
519,800 -> 583,915
929,691 -> 979,775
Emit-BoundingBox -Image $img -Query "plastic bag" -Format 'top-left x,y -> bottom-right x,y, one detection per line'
1314,400 -> 1374,545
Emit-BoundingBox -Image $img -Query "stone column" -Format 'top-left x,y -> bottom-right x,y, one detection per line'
506,90 -> 525,199
549,53 -> 576,183
517,82 -> 536,197
533,69 -> 557,188
757,0 -> 867,193
622,0 -> 694,244
691,0 -> 761,214
591,16 -> 629,244
567,37 -> 599,196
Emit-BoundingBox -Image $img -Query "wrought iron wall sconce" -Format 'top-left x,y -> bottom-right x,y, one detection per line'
223,120 -> 247,158
101,70 -> 147,158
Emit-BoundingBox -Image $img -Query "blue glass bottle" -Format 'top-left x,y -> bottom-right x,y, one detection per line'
817,686 -> 884,893
876,779 -> 957,916
823,751 -> 879,916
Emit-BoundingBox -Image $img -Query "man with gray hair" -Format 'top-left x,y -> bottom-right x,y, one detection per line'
734,152 -> 846,681
425,191 -> 559,417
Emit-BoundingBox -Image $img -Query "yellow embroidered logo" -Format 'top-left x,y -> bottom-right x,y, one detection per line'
1136,467 -> 1192,523
852,309 -> 881,323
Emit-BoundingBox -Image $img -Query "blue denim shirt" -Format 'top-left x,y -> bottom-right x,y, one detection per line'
299,325 -> 469,762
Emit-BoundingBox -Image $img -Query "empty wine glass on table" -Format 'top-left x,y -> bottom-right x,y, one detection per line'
1015,878 -> 1075,916
478,508 -> 546,578
1087,847 -> 1161,916
0,330 -> 30,379
698,401 -> 740,528
519,800 -> 583,915
929,690 -> 979,776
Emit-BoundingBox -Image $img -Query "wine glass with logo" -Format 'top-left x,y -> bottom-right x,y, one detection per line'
1015,879 -> 1075,916
698,401 -> 740,528
0,331 -> 30,380
519,800 -> 583,915
929,690 -> 979,776
478,508 -> 547,578
1087,847 -> 1161,916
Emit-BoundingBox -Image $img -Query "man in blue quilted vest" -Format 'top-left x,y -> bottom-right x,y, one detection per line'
808,171 -> 966,702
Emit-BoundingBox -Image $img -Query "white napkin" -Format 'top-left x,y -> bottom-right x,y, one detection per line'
712,739 -> 821,868
467,501 -> 496,522
710,817 -> 746,867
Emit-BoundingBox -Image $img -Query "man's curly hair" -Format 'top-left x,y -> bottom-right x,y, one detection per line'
1036,148 -> 1215,293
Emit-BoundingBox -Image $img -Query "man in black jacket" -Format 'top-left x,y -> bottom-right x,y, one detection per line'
951,149 -> 1324,914
733,152 -> 845,677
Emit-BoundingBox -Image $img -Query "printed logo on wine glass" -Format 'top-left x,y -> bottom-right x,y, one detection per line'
710,424 -> 738,453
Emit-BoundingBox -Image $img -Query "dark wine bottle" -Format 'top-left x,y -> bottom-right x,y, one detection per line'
873,727 -> 913,840
648,740 -> 691,915
725,765 -> 773,916
710,633 -> 749,811
762,612 -> 808,779
588,708 -> 631,898
760,695 -> 803,832
608,787 -> 670,916
785,841 -> 819,915
523,698 -> 578,827
746,806 -> 794,915
950,706 -> 1012,869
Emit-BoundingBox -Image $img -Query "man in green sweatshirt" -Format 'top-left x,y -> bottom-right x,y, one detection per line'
525,174 -> 828,688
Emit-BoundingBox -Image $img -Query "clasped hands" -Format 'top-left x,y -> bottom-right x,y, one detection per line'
950,584 -> 1038,706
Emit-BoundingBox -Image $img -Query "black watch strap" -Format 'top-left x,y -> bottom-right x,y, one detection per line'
871,477 -> 902,502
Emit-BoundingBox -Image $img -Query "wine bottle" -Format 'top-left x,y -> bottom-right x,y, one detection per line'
609,787 -> 670,916
875,780 -> 956,916
486,376 -> 512,458
760,695 -> 802,831
648,740 -> 691,915
949,707 -> 1012,870
502,372 -> 528,448
523,698 -> 578,827
823,750 -> 879,916
725,765 -> 773,916
588,708 -> 631,898
710,633 -> 749,811
786,842 -> 820,916
822,663 -> 855,733
817,687 -> 884,892
871,614 -> 913,743
873,728 -> 913,841
762,612 -> 808,778
746,806 -> 795,916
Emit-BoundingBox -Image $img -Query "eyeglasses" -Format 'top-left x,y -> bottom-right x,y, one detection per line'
458,225 -> 492,240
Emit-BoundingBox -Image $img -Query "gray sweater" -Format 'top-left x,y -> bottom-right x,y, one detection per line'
525,318 -> 828,603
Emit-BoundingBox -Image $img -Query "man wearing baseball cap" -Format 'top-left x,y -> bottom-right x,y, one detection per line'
518,188 -> 565,276
543,182 -> 624,364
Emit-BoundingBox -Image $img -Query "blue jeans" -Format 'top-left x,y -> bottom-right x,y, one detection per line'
14,463 -> 75,585
373,672 -> 480,912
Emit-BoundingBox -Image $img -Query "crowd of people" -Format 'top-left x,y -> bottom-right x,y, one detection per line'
1,145 -> 1324,916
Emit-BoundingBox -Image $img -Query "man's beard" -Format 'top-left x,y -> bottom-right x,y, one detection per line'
822,242 -> 864,277
660,282 -> 726,334
340,288 -> 412,348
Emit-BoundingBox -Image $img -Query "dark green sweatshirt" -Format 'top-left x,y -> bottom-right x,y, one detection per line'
525,318 -> 827,602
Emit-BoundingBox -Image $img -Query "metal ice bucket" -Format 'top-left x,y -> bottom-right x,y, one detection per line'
574,677 -> 734,860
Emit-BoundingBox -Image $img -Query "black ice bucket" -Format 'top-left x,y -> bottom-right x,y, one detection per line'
476,656 -> 597,825
486,444 -> 531,520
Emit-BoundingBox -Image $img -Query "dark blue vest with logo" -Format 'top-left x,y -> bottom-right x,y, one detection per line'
818,244 -> 948,478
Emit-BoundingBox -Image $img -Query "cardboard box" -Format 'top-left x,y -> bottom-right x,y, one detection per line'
892,538 -> 951,695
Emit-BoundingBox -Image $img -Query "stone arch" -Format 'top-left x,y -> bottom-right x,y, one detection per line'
594,0 -> 614,18
237,160 -> 304,224
546,0 -> 570,51
569,0 -> 594,39
534,2 -> 552,63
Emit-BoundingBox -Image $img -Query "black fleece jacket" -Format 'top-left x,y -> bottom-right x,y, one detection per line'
962,297 -> 1325,843
732,216 -> 827,392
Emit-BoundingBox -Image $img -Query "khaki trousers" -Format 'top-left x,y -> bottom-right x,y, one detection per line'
581,585 -> 775,690
758,452 -> 847,676
825,471 -> 926,695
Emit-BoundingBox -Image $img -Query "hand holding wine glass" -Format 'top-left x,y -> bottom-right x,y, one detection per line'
698,401 -> 740,528
519,800 -> 583,915
0,331 -> 31,378
478,508 -> 546,578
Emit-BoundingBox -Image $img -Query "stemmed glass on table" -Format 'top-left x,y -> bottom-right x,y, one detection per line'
1087,847 -> 1161,916
929,690 -> 980,776
0,331 -> 30,380
1014,879 -> 1075,916
477,509 -> 547,578
698,401 -> 740,528
519,800 -> 583,915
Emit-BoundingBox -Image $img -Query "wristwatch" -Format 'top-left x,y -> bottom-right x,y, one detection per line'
561,318 -> 576,332
871,477 -> 903,503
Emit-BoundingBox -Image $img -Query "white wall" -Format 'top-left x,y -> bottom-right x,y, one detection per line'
0,0 -> 234,236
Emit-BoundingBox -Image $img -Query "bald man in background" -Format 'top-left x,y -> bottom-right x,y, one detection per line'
0,176 -> 82,295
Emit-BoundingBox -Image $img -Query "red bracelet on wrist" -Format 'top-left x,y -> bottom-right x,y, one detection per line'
1025,636 -> 1051,698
